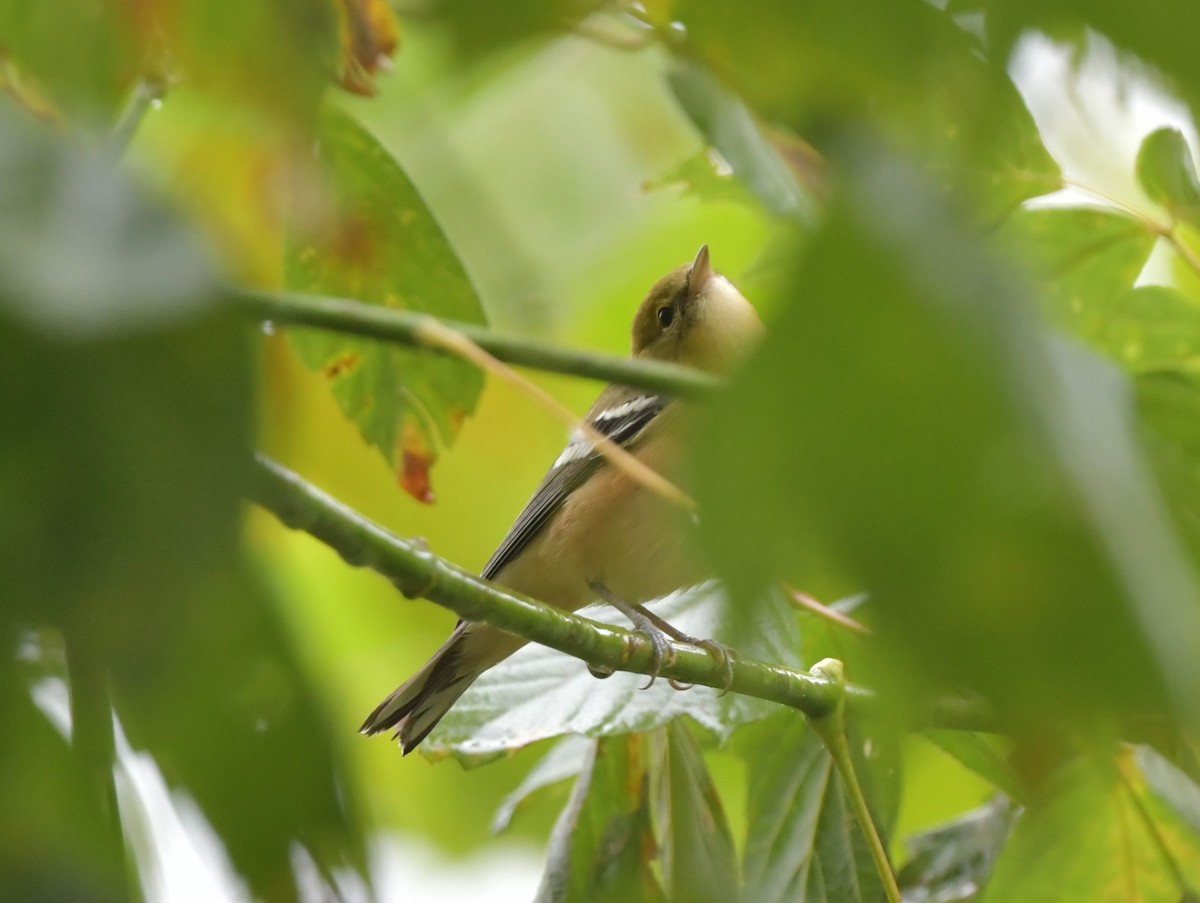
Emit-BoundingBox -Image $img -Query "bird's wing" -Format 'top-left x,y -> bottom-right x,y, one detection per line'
480,391 -> 669,582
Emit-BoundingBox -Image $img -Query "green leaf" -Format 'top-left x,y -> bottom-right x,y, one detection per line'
0,0 -> 334,127
0,636 -> 120,902
668,61 -> 818,221
427,583 -> 801,764
695,145 -> 1200,728
113,560 -> 368,898
1087,285 -> 1200,373
492,735 -> 593,834
740,712 -> 888,903
678,0 -> 1060,220
1136,128 -> 1200,228
0,112 -> 366,899
657,721 -> 741,903
534,734 -> 666,903
1137,745 -> 1200,841
897,797 -> 1014,903
983,752 -> 1200,902
921,732 -> 1023,802
644,148 -> 766,209
284,107 -> 486,502
1001,207 -> 1158,350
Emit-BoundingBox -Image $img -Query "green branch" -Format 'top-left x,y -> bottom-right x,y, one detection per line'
234,289 -> 719,398
809,659 -> 902,903
249,455 -> 995,730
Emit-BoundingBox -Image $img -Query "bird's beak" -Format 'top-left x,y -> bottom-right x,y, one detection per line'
687,244 -> 714,303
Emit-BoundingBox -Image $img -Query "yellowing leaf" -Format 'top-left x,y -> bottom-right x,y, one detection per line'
284,108 -> 486,501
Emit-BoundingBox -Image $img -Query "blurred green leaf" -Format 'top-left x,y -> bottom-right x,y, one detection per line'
983,751 -> 1200,902
0,0 -> 139,122
1084,285 -> 1200,373
740,711 -> 889,903
114,560 -> 368,899
0,0 -> 334,127
534,734 -> 666,903
668,61 -> 818,221
428,583 -> 801,764
657,721 -> 740,903
1136,128 -> 1200,229
1001,207 -> 1157,349
695,145 -> 1200,728
898,797 -> 1014,903
0,110 -> 365,900
0,638 -> 119,902
0,112 -> 219,339
428,0 -> 601,60
1137,745 -> 1200,839
922,732 -> 1023,802
644,148 -> 765,209
492,735 -> 592,834
158,0 -> 336,127
678,0 -> 1060,220
285,106 -> 486,502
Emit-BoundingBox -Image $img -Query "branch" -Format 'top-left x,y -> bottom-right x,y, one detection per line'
234,289 -> 719,398
249,455 -> 996,730
809,659 -> 901,903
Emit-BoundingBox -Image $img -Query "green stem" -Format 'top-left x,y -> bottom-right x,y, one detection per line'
65,627 -> 131,901
808,659 -> 902,903
235,289 -> 719,398
249,455 -> 995,731
109,77 -> 165,157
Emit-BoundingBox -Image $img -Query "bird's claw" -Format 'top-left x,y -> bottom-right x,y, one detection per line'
638,628 -> 677,689
695,639 -> 735,696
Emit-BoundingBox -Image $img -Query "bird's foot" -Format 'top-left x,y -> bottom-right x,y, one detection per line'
589,581 -> 678,688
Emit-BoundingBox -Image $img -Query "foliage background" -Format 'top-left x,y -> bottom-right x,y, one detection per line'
5,0 -> 1200,901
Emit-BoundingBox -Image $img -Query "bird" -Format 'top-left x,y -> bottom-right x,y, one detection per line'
360,245 -> 763,753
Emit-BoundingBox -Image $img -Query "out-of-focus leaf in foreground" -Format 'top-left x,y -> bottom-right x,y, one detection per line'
0,0 -> 336,127
0,641 -> 116,901
0,114 -> 218,339
739,711 -> 890,903
695,142 -> 1200,730
679,0 -> 1060,222
982,750 -> 1200,902
285,107 -> 486,502
0,112 -> 365,899
534,734 -> 666,903
668,61 -> 819,222
428,583 -> 801,764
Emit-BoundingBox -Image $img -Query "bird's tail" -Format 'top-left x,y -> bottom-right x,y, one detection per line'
359,628 -> 481,754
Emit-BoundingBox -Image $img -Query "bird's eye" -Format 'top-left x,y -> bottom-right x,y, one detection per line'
657,306 -> 674,329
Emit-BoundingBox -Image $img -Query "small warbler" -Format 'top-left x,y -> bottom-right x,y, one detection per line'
362,246 -> 762,752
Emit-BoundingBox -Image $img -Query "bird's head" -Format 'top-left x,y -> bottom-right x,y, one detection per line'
631,245 -> 762,372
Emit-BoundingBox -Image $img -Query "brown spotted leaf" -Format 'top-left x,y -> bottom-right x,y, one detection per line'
285,107 -> 486,501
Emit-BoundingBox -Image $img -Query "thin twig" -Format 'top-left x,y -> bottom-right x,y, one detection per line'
236,289 -> 719,398
109,77 -> 166,157
786,586 -> 870,635
414,317 -> 696,511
